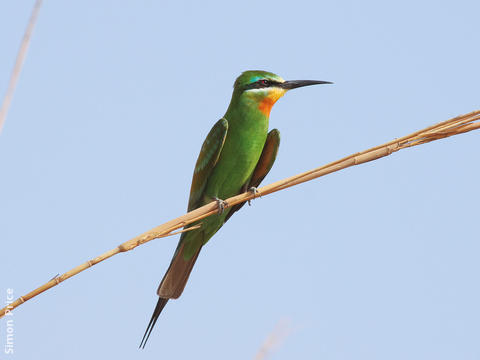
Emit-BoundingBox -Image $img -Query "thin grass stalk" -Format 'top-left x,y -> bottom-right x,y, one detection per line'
1,110 -> 479,318
0,0 -> 43,134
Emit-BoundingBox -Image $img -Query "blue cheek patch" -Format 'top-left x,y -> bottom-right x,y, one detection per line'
249,76 -> 262,84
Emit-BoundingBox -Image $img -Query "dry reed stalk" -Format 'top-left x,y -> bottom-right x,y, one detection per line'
1,109 -> 479,318
254,319 -> 292,360
0,0 -> 43,134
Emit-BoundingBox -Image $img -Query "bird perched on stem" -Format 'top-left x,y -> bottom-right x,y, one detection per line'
140,70 -> 331,348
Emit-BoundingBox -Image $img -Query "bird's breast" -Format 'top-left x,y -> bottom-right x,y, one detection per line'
205,118 -> 268,199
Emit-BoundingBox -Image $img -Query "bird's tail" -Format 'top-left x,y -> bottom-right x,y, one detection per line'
139,297 -> 169,349
139,241 -> 202,348
157,242 -> 202,299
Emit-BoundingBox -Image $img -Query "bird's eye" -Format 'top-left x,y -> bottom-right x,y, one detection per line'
260,79 -> 269,86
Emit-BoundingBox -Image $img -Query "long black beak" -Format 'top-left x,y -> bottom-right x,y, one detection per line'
280,80 -> 333,90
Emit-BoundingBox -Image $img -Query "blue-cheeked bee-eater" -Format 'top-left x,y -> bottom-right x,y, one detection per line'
140,70 -> 331,347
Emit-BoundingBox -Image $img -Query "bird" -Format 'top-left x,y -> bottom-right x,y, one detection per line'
140,70 -> 331,348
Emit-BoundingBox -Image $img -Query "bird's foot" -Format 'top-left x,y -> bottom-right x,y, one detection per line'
248,187 -> 261,206
214,197 -> 228,214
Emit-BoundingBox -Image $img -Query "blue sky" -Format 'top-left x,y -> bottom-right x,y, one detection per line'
1,1 -> 479,359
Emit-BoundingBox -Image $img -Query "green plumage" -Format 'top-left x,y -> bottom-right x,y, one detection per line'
140,70 -> 330,348
182,95 -> 270,258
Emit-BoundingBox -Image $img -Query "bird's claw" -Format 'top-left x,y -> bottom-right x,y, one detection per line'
214,197 -> 228,214
248,186 -> 260,206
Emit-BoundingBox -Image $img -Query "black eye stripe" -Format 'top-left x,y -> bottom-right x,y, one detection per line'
244,79 -> 279,90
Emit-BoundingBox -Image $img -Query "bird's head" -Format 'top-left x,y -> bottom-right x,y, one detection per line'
233,70 -> 332,116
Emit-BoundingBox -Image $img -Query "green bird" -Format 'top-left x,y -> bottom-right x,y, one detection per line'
140,70 -> 331,347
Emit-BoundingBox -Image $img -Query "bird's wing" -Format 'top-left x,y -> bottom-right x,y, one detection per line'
187,118 -> 228,211
139,119 -> 228,348
224,128 -> 280,223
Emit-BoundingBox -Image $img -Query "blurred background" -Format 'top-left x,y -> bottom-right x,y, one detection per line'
0,1 -> 479,359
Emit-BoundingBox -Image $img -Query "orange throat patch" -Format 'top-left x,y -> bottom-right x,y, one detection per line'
258,88 -> 286,116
